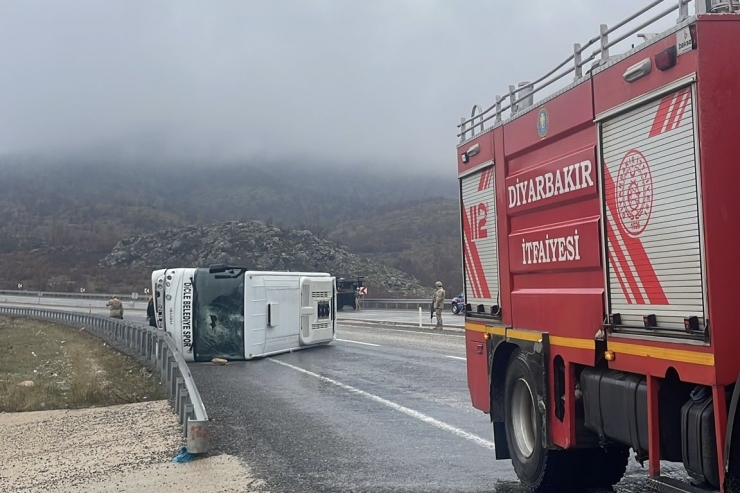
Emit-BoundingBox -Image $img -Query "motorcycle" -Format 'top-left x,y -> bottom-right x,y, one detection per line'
451,292 -> 465,315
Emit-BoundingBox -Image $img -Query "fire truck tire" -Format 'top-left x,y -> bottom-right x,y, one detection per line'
577,446 -> 629,488
504,349 -> 573,491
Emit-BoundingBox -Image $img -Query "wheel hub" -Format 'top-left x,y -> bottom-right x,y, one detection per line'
511,378 -> 537,458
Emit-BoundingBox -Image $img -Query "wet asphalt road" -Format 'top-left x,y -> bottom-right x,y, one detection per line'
189,323 -> 687,493
0,296 -> 690,491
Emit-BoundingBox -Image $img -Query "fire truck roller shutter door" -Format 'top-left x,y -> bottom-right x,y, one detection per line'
461,166 -> 500,315
602,86 -> 705,331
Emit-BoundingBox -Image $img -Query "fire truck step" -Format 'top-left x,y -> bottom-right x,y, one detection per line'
646,476 -> 718,493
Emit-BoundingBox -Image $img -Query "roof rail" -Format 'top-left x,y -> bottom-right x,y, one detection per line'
456,0 -> 732,143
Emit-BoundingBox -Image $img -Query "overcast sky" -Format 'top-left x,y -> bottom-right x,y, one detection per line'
0,1 -> 683,174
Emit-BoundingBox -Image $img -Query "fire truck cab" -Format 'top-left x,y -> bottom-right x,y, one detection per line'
456,1 -> 740,491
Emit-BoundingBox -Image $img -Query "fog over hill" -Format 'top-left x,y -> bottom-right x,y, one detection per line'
0,158 -> 461,295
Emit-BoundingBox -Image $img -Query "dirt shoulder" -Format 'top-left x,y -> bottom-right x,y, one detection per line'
0,315 -> 165,412
0,400 -> 265,492
0,316 -> 265,492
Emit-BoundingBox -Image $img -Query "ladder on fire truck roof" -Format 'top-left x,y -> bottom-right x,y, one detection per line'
457,0 -> 740,143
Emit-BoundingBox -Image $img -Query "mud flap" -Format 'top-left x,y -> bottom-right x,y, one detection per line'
724,374 -> 740,492
525,334 -> 550,450
488,334 -> 509,459
493,421 -> 510,460
488,331 -> 551,455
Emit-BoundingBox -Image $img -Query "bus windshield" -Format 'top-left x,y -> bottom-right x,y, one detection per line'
192,268 -> 245,361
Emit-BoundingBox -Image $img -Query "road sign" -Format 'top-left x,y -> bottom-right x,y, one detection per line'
17,283 -> 22,290
358,287 -> 367,296
132,292 -> 139,300
80,288 -> 86,293
144,288 -> 150,295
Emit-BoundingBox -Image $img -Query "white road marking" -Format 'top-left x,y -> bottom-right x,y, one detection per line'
268,358 -> 495,451
335,338 -> 380,347
340,325 -> 464,338
445,355 -> 466,361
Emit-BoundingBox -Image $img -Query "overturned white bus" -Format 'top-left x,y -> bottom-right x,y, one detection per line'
151,265 -> 336,362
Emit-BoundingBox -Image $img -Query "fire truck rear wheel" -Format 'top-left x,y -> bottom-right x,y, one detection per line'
504,349 -> 573,491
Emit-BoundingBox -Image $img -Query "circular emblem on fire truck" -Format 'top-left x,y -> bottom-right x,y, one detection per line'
616,149 -> 653,238
537,107 -> 549,139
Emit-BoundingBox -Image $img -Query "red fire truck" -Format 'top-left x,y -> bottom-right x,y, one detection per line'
456,1 -> 740,491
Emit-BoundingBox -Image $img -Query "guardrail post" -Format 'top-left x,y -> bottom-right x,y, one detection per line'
175,379 -> 184,417
168,358 -> 178,398
137,327 -> 144,355
184,404 -> 194,433
160,344 -> 168,379
146,332 -> 152,362
157,333 -> 165,363
178,383 -> 189,426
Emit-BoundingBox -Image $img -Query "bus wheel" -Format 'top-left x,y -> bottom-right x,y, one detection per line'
578,446 -> 629,489
504,349 -> 573,491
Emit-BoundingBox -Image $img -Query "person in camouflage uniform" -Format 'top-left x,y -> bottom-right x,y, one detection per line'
106,296 -> 124,319
433,281 -> 445,330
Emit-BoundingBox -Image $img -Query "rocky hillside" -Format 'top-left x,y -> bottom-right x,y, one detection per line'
100,221 -> 434,299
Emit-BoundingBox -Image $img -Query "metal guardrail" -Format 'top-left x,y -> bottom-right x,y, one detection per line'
1,289 -> 455,311
359,299 -> 455,310
0,306 -> 210,454
0,289 -> 142,301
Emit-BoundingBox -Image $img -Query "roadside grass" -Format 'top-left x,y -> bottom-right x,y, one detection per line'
0,316 -> 166,412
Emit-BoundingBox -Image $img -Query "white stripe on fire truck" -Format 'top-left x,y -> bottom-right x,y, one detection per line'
649,89 -> 690,137
605,207 -> 641,303
608,250 -> 633,305
461,201 -> 487,299
607,211 -> 650,303
477,167 -> 493,191
463,234 -> 481,298
666,91 -> 691,133
603,165 -> 668,305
